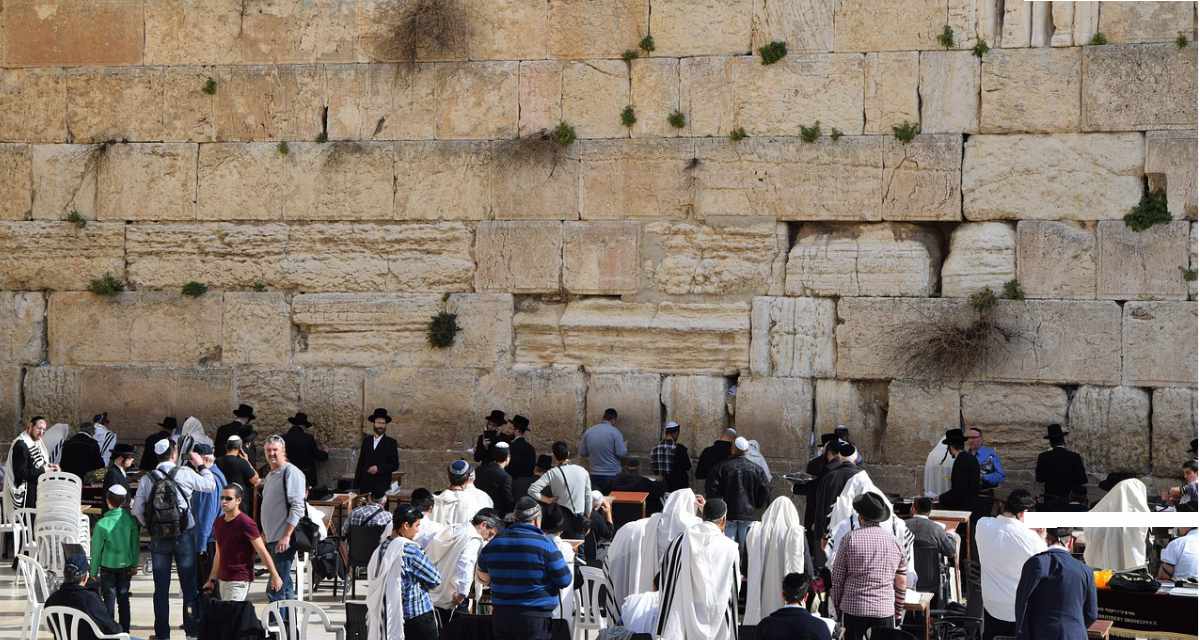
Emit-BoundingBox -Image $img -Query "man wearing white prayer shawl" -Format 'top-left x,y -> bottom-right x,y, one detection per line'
92,413 -> 117,467
431,459 -> 494,526
826,471 -> 918,589
923,440 -> 954,498
656,498 -> 741,640
178,417 -> 212,464
367,526 -> 410,640
1083,478 -> 1149,571
367,504 -> 443,640
605,488 -> 704,605
3,416 -> 55,514
424,508 -> 500,621
743,496 -> 810,626
42,422 -> 70,466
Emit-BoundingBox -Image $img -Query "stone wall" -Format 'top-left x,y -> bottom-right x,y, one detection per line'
0,0 -> 1196,496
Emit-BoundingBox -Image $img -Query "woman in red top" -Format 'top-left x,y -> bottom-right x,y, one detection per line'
205,483 -> 284,601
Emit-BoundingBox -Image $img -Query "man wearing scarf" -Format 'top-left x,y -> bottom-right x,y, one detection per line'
367,504 -> 442,640
656,498 -> 741,640
1083,477 -> 1149,571
431,460 -> 494,526
744,497 -> 812,626
825,472 -> 917,588
3,416 -> 55,513
604,488 -> 704,604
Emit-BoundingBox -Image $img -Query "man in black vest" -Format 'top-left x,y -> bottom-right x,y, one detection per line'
215,404 -> 258,466
282,412 -> 328,485
507,415 -> 537,481
103,444 -> 136,496
475,441 -> 515,515
1035,424 -> 1088,509
354,408 -> 400,498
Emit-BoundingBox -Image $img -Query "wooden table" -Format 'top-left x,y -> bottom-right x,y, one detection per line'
929,509 -> 972,564
903,591 -> 934,640
1088,619 -> 1113,640
608,491 -> 649,529
310,493 -> 355,535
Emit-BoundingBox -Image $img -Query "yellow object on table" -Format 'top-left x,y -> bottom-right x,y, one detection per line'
1094,569 -> 1113,589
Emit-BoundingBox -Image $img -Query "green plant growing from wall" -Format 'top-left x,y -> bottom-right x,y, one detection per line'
1180,267 -> 1197,282
316,131 -> 328,143
729,127 -> 747,142
553,122 -> 576,146
800,121 -> 821,143
1177,33 -> 1189,48
88,273 -> 124,297
621,106 -> 637,127
1090,32 -> 1108,45
893,120 -> 919,143
758,41 -> 787,65
639,35 -> 655,52
667,111 -> 686,129
969,287 -> 998,312
182,281 -> 209,297
1123,189 -> 1171,231
277,141 -> 289,156
253,280 -> 268,292
938,25 -> 955,49
830,128 -> 844,141
622,49 -> 639,62
428,312 -> 460,348
202,77 -> 218,95
65,210 -> 87,228
972,38 -> 990,57
1002,279 -> 1024,300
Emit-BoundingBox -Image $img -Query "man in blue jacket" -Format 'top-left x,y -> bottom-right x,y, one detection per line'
967,428 -> 1006,489
1014,528 -> 1097,640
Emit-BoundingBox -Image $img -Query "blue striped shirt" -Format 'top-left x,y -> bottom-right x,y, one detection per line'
477,523 -> 572,610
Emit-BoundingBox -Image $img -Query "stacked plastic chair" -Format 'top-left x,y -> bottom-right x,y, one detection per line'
33,472 -> 85,581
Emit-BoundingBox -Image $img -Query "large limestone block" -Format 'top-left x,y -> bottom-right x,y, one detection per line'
222,293 -> 291,366
650,0 -> 751,57
197,143 -> 290,221
0,292 -> 45,365
585,373 -> 662,453
981,48 -> 1081,133
126,223 -> 288,289
1098,2 -> 1197,44
695,136 -> 882,220
324,63 -> 437,140
513,302 -> 574,367
639,219 -> 784,301
476,367 -> 586,448
562,60 -> 628,140
300,367 -> 366,447
1083,44 -> 1197,131
144,0 -> 242,65
237,0 -> 357,63
785,223 -> 942,297
881,381 -> 961,466
630,58 -> 681,139
1145,130 -> 1198,220
1068,386 -> 1151,473
1030,2 -> 1055,48
517,61 -> 562,137
679,57 -> 735,138
941,223 -> 1016,297
355,0 -> 468,63
882,135 -> 963,221
475,221 -> 564,293
1152,387 -> 1197,474
546,0 -> 647,60
395,141 -> 491,221
22,366 -> 81,427
1016,221 -> 1098,299
365,367 -> 481,449
961,383 -> 1069,469
580,139 -> 693,219
161,67 -> 217,142
1050,2 -> 1075,47
96,143 -> 197,221
836,298 -> 1123,385
0,145 -> 31,220
214,65 -> 325,141
1000,0 -> 1032,47
814,380 -> 888,462
31,145 -> 98,220
465,0 -> 548,60
864,52 -> 919,135
78,367 -> 233,440
731,54 -> 865,136
963,134 -> 1144,221
232,367 -> 301,440
491,140 -> 580,220
1122,301 -> 1198,386
834,0 -> 947,51
732,377 -> 814,457
1097,220 -> 1190,300
65,67 -> 163,144
0,68 -> 67,143
563,221 -> 639,295
0,221 -> 124,291
1074,2 -> 1101,45
750,0 -> 834,53
435,62 -> 519,140
660,376 -> 731,452
0,366 -> 20,437
48,292 -> 223,367
4,0 -> 143,66
749,296 -> 836,378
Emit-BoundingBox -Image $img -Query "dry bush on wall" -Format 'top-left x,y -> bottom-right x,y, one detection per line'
889,291 -> 1028,382
372,0 -> 469,67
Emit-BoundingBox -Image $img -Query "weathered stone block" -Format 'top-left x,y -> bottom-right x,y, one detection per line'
1083,44 -> 1197,131
585,372 -> 662,453
0,221 -> 125,291
834,0 -> 947,51
881,380 -> 961,466
981,48 -> 1081,133
31,144 -> 98,220
1074,2 -> 1101,45
232,367 -> 301,440
864,52 -> 919,134
222,293 -> 290,366
1097,220 -> 1190,300
214,65 -> 325,141
0,366 -> 20,437
237,0 -> 358,63
630,58 -> 681,139
1050,1 -> 1075,46
732,377 -> 813,457
882,135 -> 963,221
941,222 -> 1016,297
365,367 -> 480,449
749,296 -> 835,378
324,63 -> 437,140
0,69 -> 67,143
96,143 -> 197,221
650,0 -> 751,57
300,367 -> 365,447
660,376 -> 731,452
144,0 -> 242,65
65,67 -> 163,143
1152,387 -> 1197,475
394,141 -> 490,220
546,0 -> 646,59
731,54 -> 865,136
1192,223 -> 1197,301
639,219 -> 784,301
491,140 -> 580,220
22,366 -> 81,427
0,293 -> 44,365
197,143 -> 289,221
751,0 -> 834,53
517,61 -> 562,137
963,134 -> 1144,221
475,366 -> 586,449
1122,301 -> 1197,387
1000,0 -> 1032,47
562,221 -> 639,295
465,0 -> 548,60
0,145 -> 31,220
1029,1 -> 1054,48
4,0 -> 143,66
436,62 -> 519,140
562,60 -> 628,140
1145,130 -> 1197,219
786,223 -> 942,297
48,292 -> 223,367
695,136 -> 882,220
815,380 -> 888,463
1016,221 -> 1098,299
1068,386 -> 1151,473
79,367 -> 233,440
161,67 -> 217,142
1098,2 -> 1197,44
679,57 -> 734,138
475,221 -> 564,293
513,302 -> 573,367
961,383 -> 1068,469
580,139 -> 693,219
126,223 -> 288,289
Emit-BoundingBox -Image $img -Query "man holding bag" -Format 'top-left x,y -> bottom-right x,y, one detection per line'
260,435 -> 307,605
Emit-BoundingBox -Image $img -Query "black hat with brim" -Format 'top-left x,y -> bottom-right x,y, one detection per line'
368,408 -> 392,424
853,492 -> 890,523
158,416 -> 178,430
512,415 -> 530,431
1044,424 -> 1068,440
486,410 -> 507,425
287,412 -> 313,428
112,443 -> 135,457
942,428 -> 966,446
233,404 -> 256,420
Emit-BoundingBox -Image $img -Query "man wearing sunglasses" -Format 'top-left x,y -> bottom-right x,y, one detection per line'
206,484 -> 284,601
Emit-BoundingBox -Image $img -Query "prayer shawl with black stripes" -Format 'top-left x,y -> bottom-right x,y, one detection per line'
655,521 -> 740,640
367,535 -> 412,640
3,432 -> 48,513
93,424 -> 117,467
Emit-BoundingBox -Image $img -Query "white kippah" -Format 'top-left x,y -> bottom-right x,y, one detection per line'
495,441 -> 510,449
734,436 -> 750,452
107,484 -> 128,497
153,439 -> 170,456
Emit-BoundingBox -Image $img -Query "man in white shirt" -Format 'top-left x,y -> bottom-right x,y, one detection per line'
425,508 -> 500,624
528,441 -> 593,538
974,489 -> 1046,640
1159,526 -> 1199,580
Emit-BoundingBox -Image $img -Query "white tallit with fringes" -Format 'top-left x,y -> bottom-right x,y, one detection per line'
924,442 -> 954,497
743,497 -> 806,625
605,517 -> 649,608
177,417 -> 211,462
42,423 -> 69,465
2,432 -> 48,513
826,470 -> 917,586
367,535 -> 411,640
656,521 -> 740,640
1084,478 -> 1149,571
637,489 -> 701,594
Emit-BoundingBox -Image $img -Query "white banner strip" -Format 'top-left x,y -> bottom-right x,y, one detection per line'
1023,511 -> 1200,528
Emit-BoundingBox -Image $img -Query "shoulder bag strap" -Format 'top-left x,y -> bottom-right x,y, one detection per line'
558,467 -> 575,514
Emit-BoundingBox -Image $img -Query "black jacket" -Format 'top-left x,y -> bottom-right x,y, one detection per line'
475,461 -> 514,515
1036,446 -> 1088,500
612,472 -> 666,515
908,515 -> 958,594
940,452 -> 981,511
1015,548 -> 1097,640
507,436 -> 537,480
215,421 -> 257,463
102,464 -> 128,494
695,440 -> 732,480
45,582 -> 122,640
354,434 -> 399,497
199,597 -> 267,640
705,456 -> 770,521
139,430 -> 171,472
283,426 -> 328,484
801,454 -> 829,528
755,606 -> 833,640
811,460 -> 860,541
60,433 -> 104,480
664,443 -> 692,491
473,430 -> 509,463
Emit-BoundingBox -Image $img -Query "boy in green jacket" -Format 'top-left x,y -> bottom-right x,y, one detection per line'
90,484 -> 140,633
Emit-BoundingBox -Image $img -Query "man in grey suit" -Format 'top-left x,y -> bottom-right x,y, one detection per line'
907,497 -> 959,605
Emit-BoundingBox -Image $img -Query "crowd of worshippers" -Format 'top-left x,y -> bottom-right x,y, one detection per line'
4,404 -> 1199,640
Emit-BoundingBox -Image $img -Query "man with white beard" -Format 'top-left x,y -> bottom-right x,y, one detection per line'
656,498 -> 741,640
425,507 -> 501,624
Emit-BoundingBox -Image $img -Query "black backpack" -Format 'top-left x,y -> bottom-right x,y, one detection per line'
147,467 -> 189,539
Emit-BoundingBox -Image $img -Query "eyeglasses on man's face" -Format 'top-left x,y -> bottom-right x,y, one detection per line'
220,496 -> 238,502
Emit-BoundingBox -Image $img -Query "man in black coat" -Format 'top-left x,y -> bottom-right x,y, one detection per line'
473,409 -> 508,463
755,572 -> 832,640
810,440 -> 861,544
705,437 -> 770,549
45,544 -> 123,640
1035,424 -> 1088,509
60,425 -> 104,480
139,417 -> 175,472
354,408 -> 400,497
938,429 -> 980,511
102,444 -> 136,496
282,412 -> 329,485
695,427 -> 737,480
214,404 -> 258,465
507,415 -> 537,481
475,442 -> 515,515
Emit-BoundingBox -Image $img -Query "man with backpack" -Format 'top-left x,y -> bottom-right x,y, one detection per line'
131,437 -> 218,640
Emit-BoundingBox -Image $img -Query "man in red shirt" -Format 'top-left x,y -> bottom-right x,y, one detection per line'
205,484 -> 283,601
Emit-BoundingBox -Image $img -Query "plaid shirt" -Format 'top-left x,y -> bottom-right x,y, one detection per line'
650,440 -> 676,476
379,538 -> 442,619
830,524 -> 907,619
343,503 -> 392,536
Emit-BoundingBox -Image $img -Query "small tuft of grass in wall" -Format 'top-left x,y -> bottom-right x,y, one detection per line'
252,280 -> 268,292
202,77 -> 218,95
621,105 -> 637,128
969,287 -> 998,313
553,121 -> 576,146
729,127 -> 747,142
1002,279 -> 1024,300
800,121 -> 821,143
972,38 -> 990,58
65,210 -> 87,228
639,35 -> 655,52
1123,189 -> 1171,231
667,111 -> 686,129
830,127 -> 844,141
88,273 -> 124,297
181,281 -> 209,297
758,41 -> 787,65
893,120 -> 919,143
622,49 -> 639,62
938,25 -> 955,49
316,131 -> 328,143
277,141 -> 290,156
1090,32 -> 1108,45
684,157 -> 701,171
1177,33 -> 1190,48
1180,267 -> 1197,282
428,311 -> 459,348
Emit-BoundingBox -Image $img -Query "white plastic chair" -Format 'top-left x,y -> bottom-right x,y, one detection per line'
573,565 -> 611,640
35,522 -> 80,579
38,472 -> 83,488
294,552 -> 312,602
261,599 -> 345,640
42,605 -> 130,640
17,554 -> 50,640
14,506 -> 36,555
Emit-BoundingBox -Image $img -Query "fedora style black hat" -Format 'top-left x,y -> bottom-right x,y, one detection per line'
853,492 -> 890,523
1043,423 -> 1069,440
942,428 -> 966,446
287,412 -> 313,428
819,433 -> 837,445
485,409 -> 507,425
367,408 -> 392,424
233,404 -> 256,420
112,443 -> 135,458
158,416 -> 178,430
511,415 -> 530,431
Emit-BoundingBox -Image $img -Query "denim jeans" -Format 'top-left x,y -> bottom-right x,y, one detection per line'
99,568 -> 132,633
724,520 -> 753,546
151,532 -> 198,639
268,542 -> 297,603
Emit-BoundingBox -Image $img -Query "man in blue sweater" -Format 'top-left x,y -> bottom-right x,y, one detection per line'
477,496 -> 573,640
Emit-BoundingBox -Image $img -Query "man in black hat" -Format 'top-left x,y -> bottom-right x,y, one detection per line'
216,404 -> 258,466
45,543 -> 124,640
507,415 -> 537,481
61,422 -> 105,480
1035,424 -> 1088,509
283,412 -> 328,485
354,408 -> 400,498
476,441 -> 515,516
829,493 -> 908,640
811,439 -> 861,545
103,443 -> 137,497
140,417 -> 176,472
937,429 -> 980,511
474,409 -> 508,463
